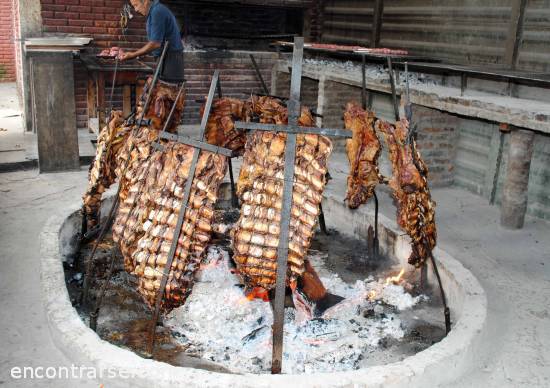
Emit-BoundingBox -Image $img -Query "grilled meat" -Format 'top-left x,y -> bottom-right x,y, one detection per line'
203,97 -> 251,155
82,111 -> 129,229
377,119 -> 436,267
344,102 -> 383,209
129,143 -> 227,311
232,97 -> 333,292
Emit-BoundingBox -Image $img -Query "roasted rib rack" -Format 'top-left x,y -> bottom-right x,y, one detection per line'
232,97 -> 333,293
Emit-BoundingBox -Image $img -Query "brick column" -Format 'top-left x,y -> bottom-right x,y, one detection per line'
500,128 -> 535,229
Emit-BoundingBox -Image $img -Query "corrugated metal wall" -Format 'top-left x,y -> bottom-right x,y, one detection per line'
454,119 -> 494,195
519,0 -> 550,71
321,0 -> 550,71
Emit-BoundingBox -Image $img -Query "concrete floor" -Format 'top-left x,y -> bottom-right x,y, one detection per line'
0,83 -> 96,169
1,84 -> 549,387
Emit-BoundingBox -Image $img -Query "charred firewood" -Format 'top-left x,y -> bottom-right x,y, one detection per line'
343,102 -> 384,209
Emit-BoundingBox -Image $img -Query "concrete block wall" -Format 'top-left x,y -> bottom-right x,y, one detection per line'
526,133 -> 550,220
0,0 -> 17,82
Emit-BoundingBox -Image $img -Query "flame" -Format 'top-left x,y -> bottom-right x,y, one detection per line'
385,268 -> 405,285
367,290 -> 377,300
240,287 -> 270,303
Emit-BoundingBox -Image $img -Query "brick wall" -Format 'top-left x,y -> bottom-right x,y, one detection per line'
273,71 -> 319,108
40,0 -> 296,128
0,0 -> 17,82
40,0 -> 149,129
183,50 -> 278,124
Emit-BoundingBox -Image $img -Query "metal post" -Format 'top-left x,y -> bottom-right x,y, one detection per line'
361,55 -> 367,110
147,71 -> 221,356
250,54 -> 269,95
271,37 -> 304,375
386,57 -> 399,121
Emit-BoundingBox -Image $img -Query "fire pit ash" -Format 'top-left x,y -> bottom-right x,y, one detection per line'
161,228 -> 444,374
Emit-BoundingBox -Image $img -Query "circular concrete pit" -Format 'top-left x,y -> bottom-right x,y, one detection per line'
40,194 -> 487,387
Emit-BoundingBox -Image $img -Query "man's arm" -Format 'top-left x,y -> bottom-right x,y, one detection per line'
119,41 -> 161,61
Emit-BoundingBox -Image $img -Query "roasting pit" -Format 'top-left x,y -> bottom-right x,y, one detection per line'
41,184 -> 487,387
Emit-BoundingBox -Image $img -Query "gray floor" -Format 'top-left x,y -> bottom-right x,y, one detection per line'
0,84 -> 549,387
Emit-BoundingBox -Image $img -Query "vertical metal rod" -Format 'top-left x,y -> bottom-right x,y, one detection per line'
373,191 -> 379,260
386,57 -> 400,121
89,249 -> 118,331
228,158 -> 238,208
405,62 -> 410,102
250,54 -> 269,95
81,42 -> 170,305
106,57 -> 119,122
147,70 -> 220,356
271,36 -> 304,375
361,55 -> 367,110
428,250 -> 451,334
318,203 -> 329,235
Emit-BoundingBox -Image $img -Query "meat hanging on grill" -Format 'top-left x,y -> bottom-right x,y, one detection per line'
81,77 -> 185,231
82,111 -> 129,229
111,79 -> 185,271
377,118 -> 436,267
231,96 -> 333,294
129,143 -> 227,311
344,102 -> 384,209
203,97 -> 251,155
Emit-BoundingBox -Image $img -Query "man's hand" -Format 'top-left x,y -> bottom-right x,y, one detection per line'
118,51 -> 135,61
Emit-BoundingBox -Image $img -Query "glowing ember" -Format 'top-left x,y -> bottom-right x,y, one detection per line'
367,290 -> 377,300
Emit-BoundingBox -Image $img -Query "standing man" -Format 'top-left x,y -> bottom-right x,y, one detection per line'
120,0 -> 184,82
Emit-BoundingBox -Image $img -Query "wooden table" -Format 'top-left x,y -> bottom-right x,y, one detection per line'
80,54 -> 153,132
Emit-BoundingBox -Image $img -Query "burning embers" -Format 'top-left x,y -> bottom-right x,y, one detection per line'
165,245 -> 425,374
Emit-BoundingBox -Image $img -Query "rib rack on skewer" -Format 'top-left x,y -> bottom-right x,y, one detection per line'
231,96 -> 333,295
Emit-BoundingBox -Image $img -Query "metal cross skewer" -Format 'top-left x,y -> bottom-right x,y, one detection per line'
80,42 -> 170,306
235,37 -> 352,374
146,70 -> 234,356
89,81 -> 186,332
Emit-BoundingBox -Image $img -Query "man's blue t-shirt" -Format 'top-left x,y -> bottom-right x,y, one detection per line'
146,0 -> 183,56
